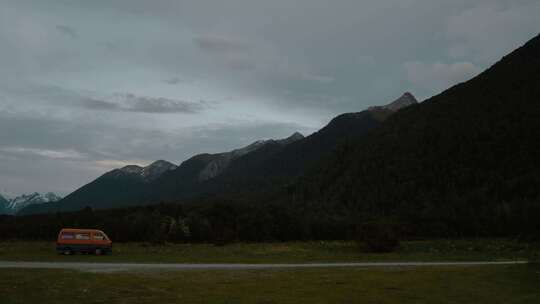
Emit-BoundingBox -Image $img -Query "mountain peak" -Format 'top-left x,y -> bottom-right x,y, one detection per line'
290,131 -> 304,137
147,160 -> 177,169
119,165 -> 143,174
369,92 -> 418,113
278,132 -> 305,145
141,160 -> 178,181
111,161 -> 177,181
385,92 -> 418,111
288,131 -> 305,140
402,91 -> 415,99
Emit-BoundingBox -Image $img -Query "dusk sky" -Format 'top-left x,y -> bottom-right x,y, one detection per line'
1,0 -> 539,195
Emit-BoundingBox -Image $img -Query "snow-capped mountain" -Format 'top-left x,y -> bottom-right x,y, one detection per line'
0,189 -> 16,201
108,160 -> 178,182
141,160 -> 179,180
0,191 -> 62,215
0,194 -> 9,214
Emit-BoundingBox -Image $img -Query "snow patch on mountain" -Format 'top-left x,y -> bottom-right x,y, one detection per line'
198,132 -> 304,181
0,191 -> 62,215
141,160 -> 178,180
109,160 -> 178,182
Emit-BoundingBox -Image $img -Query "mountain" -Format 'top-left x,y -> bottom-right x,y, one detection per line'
8,35 -> 540,242
137,92 -> 416,203
0,194 -> 9,214
197,136 -> 299,182
19,161 -> 176,214
291,33 -> 540,236
139,132 -> 308,201
105,160 -> 178,182
19,134 -> 305,214
8,192 -> 62,212
19,90 -> 418,215
19,92 -> 418,215
193,92 -> 419,193
369,92 -> 417,112
0,192 -> 62,215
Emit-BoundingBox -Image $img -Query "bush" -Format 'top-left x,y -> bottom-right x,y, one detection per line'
212,227 -> 236,246
357,220 -> 401,253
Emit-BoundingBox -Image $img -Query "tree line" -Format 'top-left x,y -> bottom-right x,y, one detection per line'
1,188 -> 538,244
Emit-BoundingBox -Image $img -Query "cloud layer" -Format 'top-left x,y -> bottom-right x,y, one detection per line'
404,61 -> 482,94
0,0 -> 539,194
82,94 -> 207,114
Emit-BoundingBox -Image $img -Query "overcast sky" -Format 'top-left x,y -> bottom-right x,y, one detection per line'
0,0 -> 539,195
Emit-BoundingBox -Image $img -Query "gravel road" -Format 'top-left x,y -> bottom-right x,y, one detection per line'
0,260 -> 528,273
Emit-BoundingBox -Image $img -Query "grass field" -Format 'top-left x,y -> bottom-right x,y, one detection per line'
1,264 -> 539,303
0,239 -> 537,263
1,239 -> 538,303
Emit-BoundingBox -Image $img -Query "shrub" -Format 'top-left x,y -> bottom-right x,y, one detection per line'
357,219 -> 401,253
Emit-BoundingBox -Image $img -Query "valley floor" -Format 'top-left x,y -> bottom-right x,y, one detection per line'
1,239 -> 539,303
1,265 -> 539,304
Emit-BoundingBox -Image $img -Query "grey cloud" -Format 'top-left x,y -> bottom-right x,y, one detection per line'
404,61 -> 482,98
5,84 -> 208,114
1,0 -> 540,194
98,41 -> 118,52
125,95 -> 204,114
0,146 -> 85,160
0,109 -> 310,193
222,56 -> 256,71
193,34 -> 249,53
162,76 -> 197,85
81,98 -> 120,110
163,76 -> 186,85
81,95 -> 207,114
55,25 -> 78,39
163,76 -> 181,85
445,1 -> 540,64
299,73 -> 334,84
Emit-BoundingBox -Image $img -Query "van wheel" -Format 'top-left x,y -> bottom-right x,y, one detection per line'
63,249 -> 72,255
95,248 -> 103,256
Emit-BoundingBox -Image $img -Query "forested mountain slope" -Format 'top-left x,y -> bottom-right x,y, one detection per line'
293,33 -> 540,236
147,93 -> 416,201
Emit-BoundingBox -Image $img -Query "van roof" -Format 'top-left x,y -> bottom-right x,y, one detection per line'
59,228 -> 103,233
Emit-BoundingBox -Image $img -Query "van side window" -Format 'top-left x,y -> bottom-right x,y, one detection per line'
61,233 -> 74,239
93,233 -> 104,240
75,233 -> 90,240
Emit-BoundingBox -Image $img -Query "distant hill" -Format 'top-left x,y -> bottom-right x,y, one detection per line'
291,33 -> 540,236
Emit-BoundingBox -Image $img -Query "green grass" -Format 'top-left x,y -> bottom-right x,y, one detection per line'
1,265 -> 539,303
1,239 -> 538,303
0,239 -> 537,263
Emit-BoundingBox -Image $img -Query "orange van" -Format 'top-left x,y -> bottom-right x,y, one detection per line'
56,228 -> 112,255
